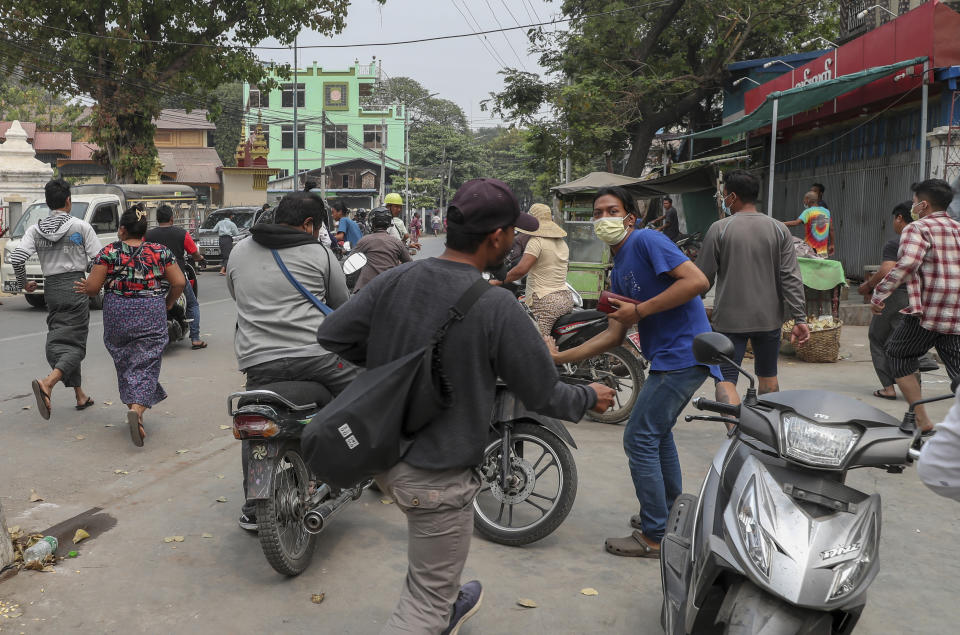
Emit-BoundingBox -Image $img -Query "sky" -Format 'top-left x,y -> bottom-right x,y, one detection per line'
254,0 -> 562,129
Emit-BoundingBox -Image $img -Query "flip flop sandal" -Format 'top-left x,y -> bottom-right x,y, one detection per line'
604,530 -> 661,558
872,389 -> 897,401
31,379 -> 51,420
75,397 -> 95,410
127,410 -> 145,447
191,341 -> 208,350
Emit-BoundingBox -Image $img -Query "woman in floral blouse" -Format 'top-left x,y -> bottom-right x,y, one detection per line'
76,206 -> 185,446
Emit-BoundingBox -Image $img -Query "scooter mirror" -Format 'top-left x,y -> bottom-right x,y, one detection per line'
342,252 -> 368,275
692,332 -> 735,364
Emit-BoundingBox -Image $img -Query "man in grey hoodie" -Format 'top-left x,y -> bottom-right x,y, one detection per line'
226,192 -> 358,531
9,179 -> 101,419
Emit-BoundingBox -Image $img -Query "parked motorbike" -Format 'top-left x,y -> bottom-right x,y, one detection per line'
675,232 -> 702,262
660,332 -> 947,634
498,276 -> 646,425
166,262 -> 197,346
473,386 -> 580,546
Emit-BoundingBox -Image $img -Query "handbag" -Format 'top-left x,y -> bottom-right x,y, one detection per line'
301,278 -> 491,488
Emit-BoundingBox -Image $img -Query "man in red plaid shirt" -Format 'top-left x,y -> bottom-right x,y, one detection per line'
872,178 -> 960,430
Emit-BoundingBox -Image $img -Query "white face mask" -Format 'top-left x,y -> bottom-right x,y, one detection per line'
593,217 -> 629,245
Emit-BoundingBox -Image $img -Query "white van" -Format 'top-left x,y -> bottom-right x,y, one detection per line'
1,185 -> 198,308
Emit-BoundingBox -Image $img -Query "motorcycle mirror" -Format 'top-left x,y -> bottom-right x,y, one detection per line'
692,332 -> 735,364
342,252 -> 367,275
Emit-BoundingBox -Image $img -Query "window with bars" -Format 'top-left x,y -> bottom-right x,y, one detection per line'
249,87 -> 269,109
363,124 -> 387,149
324,125 -> 348,149
281,83 -> 305,108
281,124 -> 305,149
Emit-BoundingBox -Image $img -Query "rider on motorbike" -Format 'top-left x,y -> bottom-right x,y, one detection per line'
351,206 -> 411,292
384,192 -> 420,250
226,192 -> 359,531
144,205 -> 206,349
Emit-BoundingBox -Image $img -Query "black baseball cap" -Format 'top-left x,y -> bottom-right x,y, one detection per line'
447,178 -> 538,234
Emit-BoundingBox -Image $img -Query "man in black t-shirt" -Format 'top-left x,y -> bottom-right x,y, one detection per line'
859,202 -> 936,398
651,197 -> 680,241
145,205 -> 206,349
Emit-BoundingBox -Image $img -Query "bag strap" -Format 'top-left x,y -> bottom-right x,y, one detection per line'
432,278 -> 492,343
271,248 -> 333,316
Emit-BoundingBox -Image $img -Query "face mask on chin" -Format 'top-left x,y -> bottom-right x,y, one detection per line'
593,217 -> 629,245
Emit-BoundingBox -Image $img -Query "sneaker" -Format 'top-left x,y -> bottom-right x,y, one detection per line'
238,512 -> 257,532
441,580 -> 483,635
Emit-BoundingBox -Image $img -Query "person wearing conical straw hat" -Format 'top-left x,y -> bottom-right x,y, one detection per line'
497,203 -> 573,335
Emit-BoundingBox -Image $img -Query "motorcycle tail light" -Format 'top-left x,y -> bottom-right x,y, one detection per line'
233,414 -> 279,439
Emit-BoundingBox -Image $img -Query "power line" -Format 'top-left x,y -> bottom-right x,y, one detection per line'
483,0 -> 529,70
450,0 -> 510,69
0,3 -> 671,50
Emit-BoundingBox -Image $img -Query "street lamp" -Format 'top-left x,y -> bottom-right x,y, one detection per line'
856,4 -> 897,19
732,77 -> 762,87
801,36 -> 839,49
762,60 -> 796,70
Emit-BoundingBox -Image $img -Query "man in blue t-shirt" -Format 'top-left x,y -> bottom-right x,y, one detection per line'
331,201 -> 363,248
548,185 -> 719,559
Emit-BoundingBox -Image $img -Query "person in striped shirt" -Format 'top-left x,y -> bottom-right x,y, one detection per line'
871,179 -> 960,431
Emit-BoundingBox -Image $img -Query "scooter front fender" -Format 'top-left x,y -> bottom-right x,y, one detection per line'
492,389 -> 577,449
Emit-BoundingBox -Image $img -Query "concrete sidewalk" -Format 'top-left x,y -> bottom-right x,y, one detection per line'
1,325 -> 958,634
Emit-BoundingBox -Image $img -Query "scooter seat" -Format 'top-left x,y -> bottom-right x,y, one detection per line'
552,310 -> 607,332
238,381 -> 332,410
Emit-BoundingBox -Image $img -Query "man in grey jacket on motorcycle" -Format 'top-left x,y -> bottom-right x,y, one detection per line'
226,192 -> 358,531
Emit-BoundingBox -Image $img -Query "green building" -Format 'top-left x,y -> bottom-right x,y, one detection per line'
243,59 -> 405,204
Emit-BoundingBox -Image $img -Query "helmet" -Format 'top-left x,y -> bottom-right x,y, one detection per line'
369,206 -> 392,230
384,192 -> 403,206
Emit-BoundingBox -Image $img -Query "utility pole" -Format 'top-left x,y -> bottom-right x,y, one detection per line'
379,116 -> 387,205
319,111 -> 327,199
565,75 -> 573,183
445,159 -> 453,212
293,36 -> 299,187
403,103 -> 410,222
438,147 -> 446,211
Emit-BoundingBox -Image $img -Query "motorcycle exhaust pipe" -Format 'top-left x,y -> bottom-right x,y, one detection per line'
302,489 -> 356,535
304,510 -> 325,533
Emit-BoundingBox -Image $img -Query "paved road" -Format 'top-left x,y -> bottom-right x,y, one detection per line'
1,235 -> 958,633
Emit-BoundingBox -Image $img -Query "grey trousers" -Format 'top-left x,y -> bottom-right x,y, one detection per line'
44,271 -> 90,388
869,290 -> 909,388
377,462 -> 481,635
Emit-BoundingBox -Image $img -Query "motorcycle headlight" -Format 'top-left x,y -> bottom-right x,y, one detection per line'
737,476 -> 774,578
828,513 -> 878,600
780,414 -> 860,467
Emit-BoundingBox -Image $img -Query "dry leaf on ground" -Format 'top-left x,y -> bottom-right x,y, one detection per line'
216,474 -> 225,479
517,598 -> 538,608
114,470 -> 129,475
72,529 -> 90,544
216,496 -> 228,503
75,435 -> 85,440
580,588 -> 599,596
379,498 -> 394,505
162,536 -> 185,543
29,489 -> 43,502
311,593 -> 325,604
103,401 -> 113,405
176,449 -> 189,455
219,425 -> 231,430
201,533 -> 214,539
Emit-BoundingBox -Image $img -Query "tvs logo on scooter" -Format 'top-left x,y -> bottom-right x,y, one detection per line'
820,542 -> 861,560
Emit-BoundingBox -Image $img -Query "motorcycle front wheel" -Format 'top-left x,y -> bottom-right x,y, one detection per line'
473,422 -> 577,546
256,449 -> 317,576
581,345 -> 644,424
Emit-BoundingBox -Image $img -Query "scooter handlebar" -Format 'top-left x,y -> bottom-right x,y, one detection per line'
692,397 -> 741,418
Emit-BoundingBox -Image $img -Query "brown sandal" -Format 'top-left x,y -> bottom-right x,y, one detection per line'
127,410 -> 145,447
605,530 -> 661,558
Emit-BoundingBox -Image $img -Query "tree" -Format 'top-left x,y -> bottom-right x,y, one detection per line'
0,1 -> 377,182
489,0 -> 838,177
370,76 -> 469,132
0,75 -> 84,133
390,174 -> 444,209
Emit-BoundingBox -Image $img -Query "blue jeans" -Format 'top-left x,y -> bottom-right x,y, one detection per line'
183,280 -> 200,342
624,365 -> 709,542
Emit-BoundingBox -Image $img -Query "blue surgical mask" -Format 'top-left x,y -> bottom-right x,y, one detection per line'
720,194 -> 732,216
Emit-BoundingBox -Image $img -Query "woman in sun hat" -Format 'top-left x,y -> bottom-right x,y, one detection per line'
500,203 -> 573,335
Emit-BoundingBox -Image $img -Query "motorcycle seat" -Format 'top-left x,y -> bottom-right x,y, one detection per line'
553,310 -> 607,332
238,381 -> 332,410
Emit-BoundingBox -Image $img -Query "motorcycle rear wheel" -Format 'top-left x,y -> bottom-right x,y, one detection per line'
256,449 -> 317,576
473,423 -> 577,546
582,345 -> 644,424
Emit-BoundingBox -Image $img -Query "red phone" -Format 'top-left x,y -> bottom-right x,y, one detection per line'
597,290 -> 639,314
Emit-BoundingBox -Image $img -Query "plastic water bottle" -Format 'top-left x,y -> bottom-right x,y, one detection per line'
23,536 -> 58,566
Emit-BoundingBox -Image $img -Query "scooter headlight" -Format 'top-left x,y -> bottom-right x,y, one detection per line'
828,513 -> 878,600
737,476 -> 774,578
780,414 -> 860,467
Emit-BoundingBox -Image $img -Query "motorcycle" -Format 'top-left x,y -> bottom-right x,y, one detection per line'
473,386 -> 580,546
498,276 -> 647,425
660,332 -> 948,634
166,262 -> 197,346
675,232 -> 702,262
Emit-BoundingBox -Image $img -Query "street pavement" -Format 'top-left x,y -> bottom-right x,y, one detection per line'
1,235 -> 958,633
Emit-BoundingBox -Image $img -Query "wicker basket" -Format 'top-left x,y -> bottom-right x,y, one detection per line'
783,321 -> 842,363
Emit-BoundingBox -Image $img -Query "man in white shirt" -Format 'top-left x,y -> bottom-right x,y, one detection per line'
212,213 -> 240,275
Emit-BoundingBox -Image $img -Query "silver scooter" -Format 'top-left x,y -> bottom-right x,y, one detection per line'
660,332 -> 945,634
